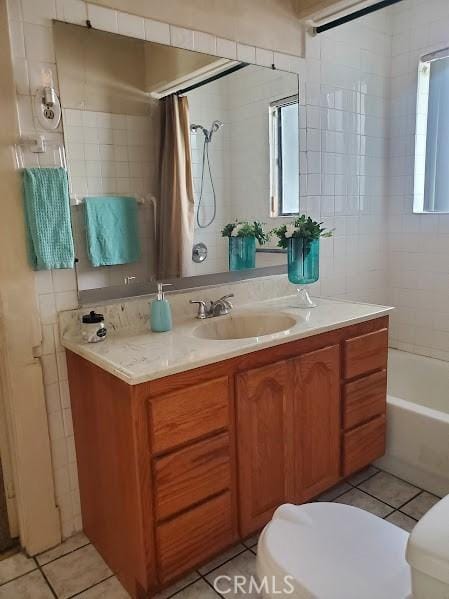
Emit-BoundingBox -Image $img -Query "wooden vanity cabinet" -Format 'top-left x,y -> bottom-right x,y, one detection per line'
293,345 -> 341,502
66,315 -> 389,598
236,360 -> 296,536
236,345 -> 341,535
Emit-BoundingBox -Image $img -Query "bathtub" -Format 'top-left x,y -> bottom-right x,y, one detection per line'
376,349 -> 449,496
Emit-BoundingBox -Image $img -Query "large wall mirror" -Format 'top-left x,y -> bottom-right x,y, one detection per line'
53,22 -> 301,301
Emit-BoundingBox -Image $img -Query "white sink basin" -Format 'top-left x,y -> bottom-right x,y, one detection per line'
192,312 -> 297,340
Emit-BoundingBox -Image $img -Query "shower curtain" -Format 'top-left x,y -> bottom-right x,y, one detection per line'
157,95 -> 194,279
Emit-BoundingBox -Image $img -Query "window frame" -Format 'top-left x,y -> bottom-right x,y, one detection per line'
414,46 -> 449,213
269,94 -> 299,218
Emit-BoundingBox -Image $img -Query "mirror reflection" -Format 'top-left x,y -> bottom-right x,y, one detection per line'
54,22 -> 300,291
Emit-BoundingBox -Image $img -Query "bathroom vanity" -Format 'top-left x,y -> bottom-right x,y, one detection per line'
63,297 -> 391,598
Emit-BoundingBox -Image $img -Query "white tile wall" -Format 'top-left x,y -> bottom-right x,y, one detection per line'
188,78 -> 229,276
226,65 -> 300,257
7,0 -> 398,539
63,108 -> 158,291
387,0 -> 449,361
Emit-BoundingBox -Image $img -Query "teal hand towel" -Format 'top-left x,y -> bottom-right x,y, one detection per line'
22,167 -> 75,270
84,196 -> 141,267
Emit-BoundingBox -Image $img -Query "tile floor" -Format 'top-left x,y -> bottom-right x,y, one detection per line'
0,467 -> 441,598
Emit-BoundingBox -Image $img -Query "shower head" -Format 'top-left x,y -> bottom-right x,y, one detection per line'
211,120 -> 224,133
209,120 -> 224,140
190,121 -> 224,142
190,123 -> 208,136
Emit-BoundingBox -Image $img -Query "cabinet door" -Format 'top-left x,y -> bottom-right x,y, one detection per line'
293,345 -> 341,502
236,360 -> 295,537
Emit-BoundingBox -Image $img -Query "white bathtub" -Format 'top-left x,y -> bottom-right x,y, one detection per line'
376,349 -> 449,496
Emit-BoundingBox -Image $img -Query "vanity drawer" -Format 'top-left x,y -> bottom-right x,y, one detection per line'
154,432 -> 232,521
344,328 -> 388,380
156,490 -> 236,583
342,415 -> 386,477
149,377 -> 230,454
343,370 -> 387,430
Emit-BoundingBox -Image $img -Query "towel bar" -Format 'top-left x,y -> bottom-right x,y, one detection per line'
14,135 -> 74,199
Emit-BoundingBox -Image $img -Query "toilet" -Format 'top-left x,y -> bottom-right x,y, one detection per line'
257,495 -> 449,599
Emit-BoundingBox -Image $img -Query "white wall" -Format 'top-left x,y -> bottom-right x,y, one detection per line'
300,11 -> 392,303
7,0 -> 394,538
388,0 -> 449,361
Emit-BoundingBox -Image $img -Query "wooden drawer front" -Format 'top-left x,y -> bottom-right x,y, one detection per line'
343,370 -> 387,430
343,415 -> 386,477
156,491 -> 235,583
154,433 -> 231,521
344,328 -> 388,380
150,377 -> 230,454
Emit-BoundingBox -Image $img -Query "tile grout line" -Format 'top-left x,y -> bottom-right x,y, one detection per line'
35,541 -> 91,568
358,469 -> 426,495
197,546 -> 249,578
158,574 -> 203,599
397,510 -> 419,521
0,564 -> 40,589
347,469 -> 380,487
34,543 -> 113,599
319,486 -> 354,502
395,489 -> 424,510
200,570 -> 224,598
351,483 -> 424,512
66,574 -> 115,598
196,546 -> 259,598
34,557 -> 58,599
384,508 -> 418,523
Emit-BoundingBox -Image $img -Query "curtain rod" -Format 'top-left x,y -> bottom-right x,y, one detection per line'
313,0 -> 403,35
176,63 -> 249,95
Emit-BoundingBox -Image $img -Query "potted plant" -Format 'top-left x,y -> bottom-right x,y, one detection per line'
272,215 -> 333,308
221,221 -> 269,271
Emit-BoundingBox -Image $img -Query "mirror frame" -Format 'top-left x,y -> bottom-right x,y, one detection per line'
54,18 -> 300,305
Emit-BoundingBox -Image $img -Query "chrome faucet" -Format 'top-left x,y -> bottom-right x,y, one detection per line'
190,294 -> 234,319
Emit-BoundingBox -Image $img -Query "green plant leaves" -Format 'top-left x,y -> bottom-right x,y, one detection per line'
221,221 -> 270,245
272,214 -> 334,249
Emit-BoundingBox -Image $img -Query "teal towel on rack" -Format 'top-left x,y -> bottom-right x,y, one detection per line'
22,167 -> 75,270
84,196 -> 141,267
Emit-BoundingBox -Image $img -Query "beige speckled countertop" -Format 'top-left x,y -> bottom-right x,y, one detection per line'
61,295 -> 393,385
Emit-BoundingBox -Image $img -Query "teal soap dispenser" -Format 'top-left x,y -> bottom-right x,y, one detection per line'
150,283 -> 173,333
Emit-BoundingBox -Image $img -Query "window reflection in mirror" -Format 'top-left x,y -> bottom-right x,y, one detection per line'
270,95 -> 300,217
54,22 -> 300,292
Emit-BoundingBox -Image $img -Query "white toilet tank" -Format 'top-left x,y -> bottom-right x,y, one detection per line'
407,494 -> 449,599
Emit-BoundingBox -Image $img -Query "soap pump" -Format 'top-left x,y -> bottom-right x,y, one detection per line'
150,283 -> 173,333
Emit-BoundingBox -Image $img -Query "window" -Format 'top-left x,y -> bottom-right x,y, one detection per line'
414,49 -> 449,213
270,95 -> 299,216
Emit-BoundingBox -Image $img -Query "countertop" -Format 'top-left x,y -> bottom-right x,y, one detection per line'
61,296 -> 393,385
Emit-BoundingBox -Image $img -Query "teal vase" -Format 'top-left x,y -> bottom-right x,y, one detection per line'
287,237 -> 319,308
228,236 -> 256,271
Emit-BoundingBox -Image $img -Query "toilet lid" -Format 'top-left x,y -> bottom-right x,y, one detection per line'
258,503 -> 412,599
